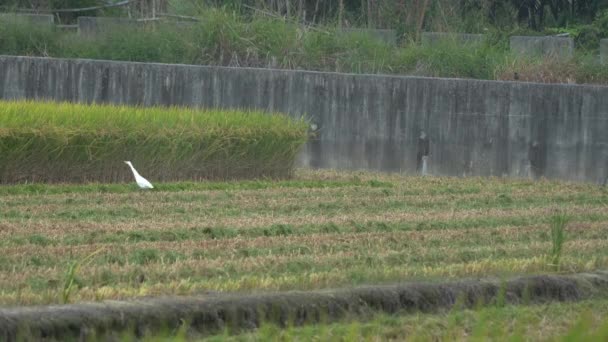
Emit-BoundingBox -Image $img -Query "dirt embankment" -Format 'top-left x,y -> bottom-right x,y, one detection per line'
1,271 -> 608,340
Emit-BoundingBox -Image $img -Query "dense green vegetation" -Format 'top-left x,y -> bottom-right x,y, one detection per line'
3,0 -> 608,34
1,3 -> 607,84
0,100 -> 308,183
0,13 -> 606,85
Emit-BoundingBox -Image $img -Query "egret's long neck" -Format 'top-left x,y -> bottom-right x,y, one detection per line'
127,164 -> 142,178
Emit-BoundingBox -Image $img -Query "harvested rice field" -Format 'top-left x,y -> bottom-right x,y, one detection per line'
1,170 -> 607,305
1,170 -> 608,339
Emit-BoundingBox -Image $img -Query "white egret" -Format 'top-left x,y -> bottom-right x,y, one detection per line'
124,161 -> 154,189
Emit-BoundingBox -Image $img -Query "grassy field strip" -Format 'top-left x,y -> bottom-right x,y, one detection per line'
0,173 -> 599,202
0,206 -> 606,246
0,178 -> 389,197
1,238 -> 607,304
0,204 -> 605,238
2,238 -> 606,282
216,299 -> 608,341
1,220 -> 600,247
1,222 -> 607,259
2,234 -> 606,273
0,178 -> 596,202
1,192 -> 604,224
0,171 -> 392,196
2,255 -> 607,305
0,185 -> 608,218
2,255 -> 607,306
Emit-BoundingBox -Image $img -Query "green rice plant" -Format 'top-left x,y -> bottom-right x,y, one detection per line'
0,100 -> 308,183
62,248 -> 104,304
549,213 -> 569,272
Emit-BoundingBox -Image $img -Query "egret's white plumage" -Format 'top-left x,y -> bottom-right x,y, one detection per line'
124,161 -> 154,189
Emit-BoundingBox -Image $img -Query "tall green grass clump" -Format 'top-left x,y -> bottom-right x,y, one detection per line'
0,100 -> 308,183
65,24 -> 199,65
549,213 -> 569,272
302,28 -> 396,74
0,16 -> 60,56
393,37 -> 508,79
62,248 -> 104,304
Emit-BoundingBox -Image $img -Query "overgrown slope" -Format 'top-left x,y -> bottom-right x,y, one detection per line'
1,11 -> 607,85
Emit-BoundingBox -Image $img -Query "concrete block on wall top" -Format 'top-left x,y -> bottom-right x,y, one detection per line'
340,28 -> 398,45
77,16 -> 140,35
510,36 -> 574,59
0,13 -> 54,25
421,32 -> 486,46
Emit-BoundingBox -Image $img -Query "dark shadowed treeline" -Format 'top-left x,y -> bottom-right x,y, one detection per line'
2,0 -> 608,33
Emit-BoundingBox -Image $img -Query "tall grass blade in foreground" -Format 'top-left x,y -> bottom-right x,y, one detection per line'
550,213 -> 569,272
62,248 -> 104,304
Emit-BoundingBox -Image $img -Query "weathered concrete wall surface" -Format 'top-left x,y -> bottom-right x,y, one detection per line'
77,16 -> 195,36
77,16 -> 140,35
1,56 -> 607,182
601,39 -> 608,65
340,28 -> 398,45
421,32 -> 485,45
510,36 -> 574,59
0,13 -> 54,25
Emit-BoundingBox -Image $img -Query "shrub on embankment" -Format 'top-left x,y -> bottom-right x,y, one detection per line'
0,100 -> 308,183
1,10 -> 607,85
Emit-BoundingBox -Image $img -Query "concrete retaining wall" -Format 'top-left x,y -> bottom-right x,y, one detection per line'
1,56 -> 607,183
0,13 -> 54,25
77,16 -> 140,35
421,32 -> 485,45
510,36 -> 574,59
340,28 -> 397,45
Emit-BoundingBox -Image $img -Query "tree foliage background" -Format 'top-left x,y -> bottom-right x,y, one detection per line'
2,0 -> 608,31
0,0 -> 607,84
